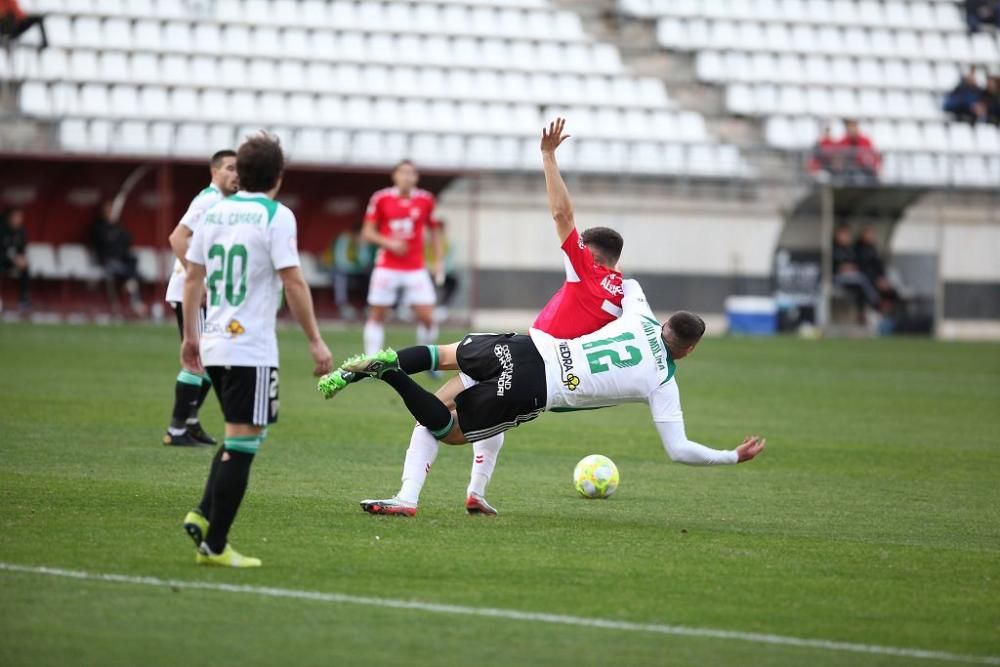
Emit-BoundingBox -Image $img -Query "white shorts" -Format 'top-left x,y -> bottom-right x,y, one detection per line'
367,267 -> 437,307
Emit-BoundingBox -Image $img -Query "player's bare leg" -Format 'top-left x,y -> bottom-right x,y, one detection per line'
360,375 -> 466,517
363,305 -> 387,356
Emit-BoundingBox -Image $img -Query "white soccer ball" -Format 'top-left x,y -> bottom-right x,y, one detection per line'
573,454 -> 620,499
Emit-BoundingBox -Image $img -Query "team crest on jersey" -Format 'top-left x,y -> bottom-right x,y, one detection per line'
410,207 -> 421,218
226,319 -> 246,337
558,341 -> 581,391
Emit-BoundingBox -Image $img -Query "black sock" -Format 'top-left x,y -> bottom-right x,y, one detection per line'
397,346 -> 434,374
382,370 -> 453,436
171,373 -> 202,431
197,446 -> 225,517
205,449 -> 254,553
193,375 -> 212,414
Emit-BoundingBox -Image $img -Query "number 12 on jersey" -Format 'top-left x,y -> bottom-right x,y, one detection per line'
582,332 -> 643,373
207,243 -> 248,307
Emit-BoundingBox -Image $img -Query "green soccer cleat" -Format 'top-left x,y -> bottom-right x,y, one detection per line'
340,349 -> 400,379
317,369 -> 356,399
195,544 -> 261,568
183,510 -> 210,548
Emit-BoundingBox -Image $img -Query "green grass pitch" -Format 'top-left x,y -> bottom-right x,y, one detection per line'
1,323 -> 998,666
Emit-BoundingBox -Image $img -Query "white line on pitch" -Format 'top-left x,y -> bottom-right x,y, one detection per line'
2,562 -> 997,666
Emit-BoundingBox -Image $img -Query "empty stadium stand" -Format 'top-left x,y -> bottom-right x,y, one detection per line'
620,0 -> 1000,186
3,0 -> 749,177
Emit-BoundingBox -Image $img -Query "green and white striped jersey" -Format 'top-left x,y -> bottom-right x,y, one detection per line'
530,280 -> 683,423
186,192 -> 299,367
165,184 -> 223,304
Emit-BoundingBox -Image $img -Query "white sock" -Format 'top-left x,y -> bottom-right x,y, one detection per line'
397,425 -> 440,505
416,322 -> 439,347
363,319 -> 384,356
467,433 -> 504,498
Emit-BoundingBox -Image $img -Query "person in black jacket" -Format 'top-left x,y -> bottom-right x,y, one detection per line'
855,226 -> 898,311
92,200 -> 143,315
832,224 -> 881,317
1,207 -> 30,311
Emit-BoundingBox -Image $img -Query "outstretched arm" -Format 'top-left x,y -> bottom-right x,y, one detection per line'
540,117 -> 575,244
279,266 -> 333,377
656,421 -> 765,465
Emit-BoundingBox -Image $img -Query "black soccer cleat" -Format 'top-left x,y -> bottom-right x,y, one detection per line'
163,431 -> 210,447
186,423 -> 217,445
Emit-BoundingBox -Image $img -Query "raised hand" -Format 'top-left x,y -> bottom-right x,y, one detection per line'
736,435 -> 766,463
540,117 -> 571,155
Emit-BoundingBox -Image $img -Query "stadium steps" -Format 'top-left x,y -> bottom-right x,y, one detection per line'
562,1 -> 787,185
0,82 -> 54,152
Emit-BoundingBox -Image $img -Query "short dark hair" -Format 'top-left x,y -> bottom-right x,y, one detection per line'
581,227 -> 624,266
236,133 -> 284,193
393,159 -> 416,173
667,311 -> 706,348
210,149 -> 236,168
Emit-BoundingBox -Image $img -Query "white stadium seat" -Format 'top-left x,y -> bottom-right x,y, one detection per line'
57,244 -> 103,281
26,244 -> 65,279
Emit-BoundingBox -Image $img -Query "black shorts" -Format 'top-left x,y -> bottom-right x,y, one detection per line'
454,333 -> 548,442
205,366 -> 279,426
170,301 -> 207,341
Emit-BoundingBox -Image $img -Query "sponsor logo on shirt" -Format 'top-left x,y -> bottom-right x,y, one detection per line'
226,319 -> 246,337
558,341 -> 580,391
494,343 -> 514,397
601,274 -> 624,296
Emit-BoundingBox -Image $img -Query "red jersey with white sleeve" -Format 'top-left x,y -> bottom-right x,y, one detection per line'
364,186 -> 439,271
533,228 -> 624,338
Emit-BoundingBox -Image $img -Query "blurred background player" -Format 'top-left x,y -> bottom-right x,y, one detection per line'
162,149 -> 238,447
180,132 -> 333,567
350,119 -> 627,516
360,160 -> 445,360
0,207 -> 30,313
91,200 -> 145,317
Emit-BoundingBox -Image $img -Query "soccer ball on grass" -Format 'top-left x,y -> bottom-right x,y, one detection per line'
573,454 -> 619,499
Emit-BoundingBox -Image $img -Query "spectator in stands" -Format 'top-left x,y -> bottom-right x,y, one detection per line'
0,206 -> 30,312
943,67 -> 988,124
330,225 -> 374,321
92,200 -> 144,316
832,224 -> 881,318
984,74 -> 1000,125
807,124 -> 839,175
964,0 -> 1000,32
854,226 -> 899,314
837,119 -> 881,184
0,0 -> 48,49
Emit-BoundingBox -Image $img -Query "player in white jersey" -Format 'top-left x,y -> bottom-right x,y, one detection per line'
162,149 -> 238,447
179,133 -> 333,567
320,279 -> 765,490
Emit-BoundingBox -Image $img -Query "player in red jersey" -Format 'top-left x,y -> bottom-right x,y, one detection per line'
356,119 -> 626,516
361,160 -> 445,357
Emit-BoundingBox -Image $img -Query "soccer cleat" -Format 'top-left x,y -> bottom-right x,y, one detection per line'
163,431 -> 209,447
317,369 -> 356,399
360,496 -> 417,517
195,543 -> 261,568
465,494 -> 498,516
183,510 -> 209,547
340,349 -> 399,379
186,423 -> 217,445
